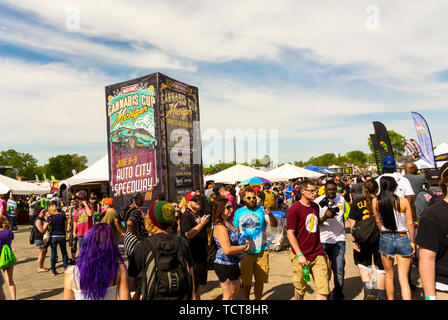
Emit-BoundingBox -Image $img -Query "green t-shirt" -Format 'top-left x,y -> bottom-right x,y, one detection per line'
38,198 -> 50,210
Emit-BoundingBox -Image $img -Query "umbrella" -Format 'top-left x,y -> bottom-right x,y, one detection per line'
239,176 -> 273,186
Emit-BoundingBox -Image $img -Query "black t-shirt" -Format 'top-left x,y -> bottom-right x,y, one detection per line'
416,199 -> 448,286
180,209 -> 209,263
348,195 -> 371,222
127,233 -> 193,279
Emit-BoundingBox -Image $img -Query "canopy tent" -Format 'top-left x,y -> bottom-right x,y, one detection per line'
434,142 -> 448,155
304,165 -> 334,174
59,154 -> 109,186
206,164 -> 271,184
36,182 -> 51,194
0,174 -> 44,195
433,143 -> 448,167
412,143 -> 448,169
414,158 -> 434,169
268,164 -> 324,182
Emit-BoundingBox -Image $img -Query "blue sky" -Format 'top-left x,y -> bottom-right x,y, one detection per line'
1,1 -> 448,167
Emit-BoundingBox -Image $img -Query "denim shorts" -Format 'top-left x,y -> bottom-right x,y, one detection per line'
35,240 -> 45,248
379,232 -> 413,258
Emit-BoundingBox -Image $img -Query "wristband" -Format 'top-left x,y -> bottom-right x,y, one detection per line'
411,243 -> 415,248
320,217 -> 325,223
425,296 -> 437,300
296,253 -> 303,258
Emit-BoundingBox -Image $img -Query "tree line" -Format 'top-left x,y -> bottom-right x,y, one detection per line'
0,149 -> 88,181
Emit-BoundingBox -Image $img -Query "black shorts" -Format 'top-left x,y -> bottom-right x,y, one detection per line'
193,260 -> 209,287
214,263 -> 241,283
353,240 -> 384,271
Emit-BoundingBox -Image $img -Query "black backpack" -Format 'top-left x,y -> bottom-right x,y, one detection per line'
141,233 -> 192,300
426,189 -> 444,207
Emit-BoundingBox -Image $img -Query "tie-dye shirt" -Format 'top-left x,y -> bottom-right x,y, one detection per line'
233,205 -> 269,254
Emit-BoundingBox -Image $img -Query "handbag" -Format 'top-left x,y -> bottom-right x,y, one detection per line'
29,228 -> 35,245
43,230 -> 51,243
351,216 -> 379,244
0,244 -> 17,269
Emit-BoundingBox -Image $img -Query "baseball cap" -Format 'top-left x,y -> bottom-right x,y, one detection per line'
185,191 -> 199,202
425,169 -> 441,186
100,198 -> 114,206
440,162 -> 448,179
75,190 -> 87,200
382,157 -> 396,168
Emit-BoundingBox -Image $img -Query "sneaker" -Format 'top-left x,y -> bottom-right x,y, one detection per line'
52,271 -> 58,276
364,288 -> 377,300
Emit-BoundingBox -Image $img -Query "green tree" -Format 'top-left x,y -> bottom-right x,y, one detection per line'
345,150 -> 368,167
46,154 -> 88,180
368,130 -> 406,157
308,153 -> 337,167
0,149 -> 40,180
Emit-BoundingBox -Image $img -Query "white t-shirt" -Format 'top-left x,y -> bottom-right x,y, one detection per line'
375,172 -> 415,198
314,194 -> 347,244
235,186 -> 241,203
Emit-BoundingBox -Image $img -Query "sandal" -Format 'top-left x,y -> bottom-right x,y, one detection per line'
37,268 -> 49,273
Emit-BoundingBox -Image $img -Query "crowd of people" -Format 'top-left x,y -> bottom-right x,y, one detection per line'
1,157 -> 448,301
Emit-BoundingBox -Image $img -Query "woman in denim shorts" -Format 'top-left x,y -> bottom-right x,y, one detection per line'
33,209 -> 51,273
372,176 -> 415,300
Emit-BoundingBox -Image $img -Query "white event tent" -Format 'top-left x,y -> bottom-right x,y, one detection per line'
414,142 -> 448,169
268,164 -> 324,182
60,154 -> 109,186
0,174 -> 46,195
206,164 -> 272,184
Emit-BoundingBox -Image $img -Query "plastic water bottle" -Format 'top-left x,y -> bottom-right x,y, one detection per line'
303,266 -> 311,283
366,265 -> 379,289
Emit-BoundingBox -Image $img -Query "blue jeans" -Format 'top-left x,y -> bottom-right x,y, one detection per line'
322,241 -> 346,298
50,237 -> 68,272
78,236 -> 84,250
8,215 -> 17,230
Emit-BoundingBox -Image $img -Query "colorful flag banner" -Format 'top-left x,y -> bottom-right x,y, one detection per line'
373,121 -> 395,172
370,134 -> 383,175
411,112 -> 435,168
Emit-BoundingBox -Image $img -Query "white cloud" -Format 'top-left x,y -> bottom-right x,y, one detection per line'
0,14 -> 196,71
2,1 -> 448,165
5,0 -> 448,80
0,58 -> 108,146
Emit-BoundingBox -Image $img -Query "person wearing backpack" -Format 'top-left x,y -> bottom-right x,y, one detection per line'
415,169 -> 444,225
0,216 -> 16,300
128,201 -> 194,300
258,183 -> 277,210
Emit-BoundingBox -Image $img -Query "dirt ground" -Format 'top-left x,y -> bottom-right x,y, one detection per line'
2,221 -> 441,300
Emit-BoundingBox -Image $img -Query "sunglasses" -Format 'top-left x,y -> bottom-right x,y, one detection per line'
190,198 -> 200,203
245,196 -> 257,200
225,205 -> 233,210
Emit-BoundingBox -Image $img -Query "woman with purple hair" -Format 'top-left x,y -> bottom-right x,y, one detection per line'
63,223 -> 130,300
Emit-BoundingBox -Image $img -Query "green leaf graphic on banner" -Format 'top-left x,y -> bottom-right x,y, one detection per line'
380,141 -> 388,152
